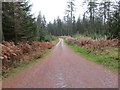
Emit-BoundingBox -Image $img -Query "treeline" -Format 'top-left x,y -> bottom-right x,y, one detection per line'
2,0 -> 119,42
47,1 -> 120,39
2,1 -> 54,43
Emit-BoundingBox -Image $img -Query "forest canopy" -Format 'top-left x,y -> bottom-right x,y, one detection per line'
47,0 -> 120,39
1,0 -> 120,43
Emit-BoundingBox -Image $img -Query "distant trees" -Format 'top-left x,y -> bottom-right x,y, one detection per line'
65,0 -> 76,35
65,0 -> 75,22
80,0 -> 119,38
88,1 -> 97,23
107,1 -> 120,38
3,0 -> 118,41
56,17 -> 63,36
47,0 -> 119,39
36,12 -> 47,41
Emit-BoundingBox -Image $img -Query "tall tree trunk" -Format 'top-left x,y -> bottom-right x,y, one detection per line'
70,2 -> 73,22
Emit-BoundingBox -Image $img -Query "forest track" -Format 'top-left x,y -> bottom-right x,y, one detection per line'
3,38 -> 118,88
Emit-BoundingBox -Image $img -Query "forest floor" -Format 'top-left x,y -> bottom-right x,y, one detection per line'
2,39 -> 118,88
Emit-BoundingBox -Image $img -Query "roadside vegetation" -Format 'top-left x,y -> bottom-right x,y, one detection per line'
1,1 -> 58,78
1,41 -> 57,78
1,0 -> 119,79
2,48 -> 51,78
63,36 -> 119,72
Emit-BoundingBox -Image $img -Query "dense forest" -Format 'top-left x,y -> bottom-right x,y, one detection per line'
2,1 -> 54,43
47,0 -> 120,39
1,0 -> 120,42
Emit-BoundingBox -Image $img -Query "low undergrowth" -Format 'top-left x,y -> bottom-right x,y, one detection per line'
3,48 -> 51,78
1,40 -> 58,78
64,37 -> 119,73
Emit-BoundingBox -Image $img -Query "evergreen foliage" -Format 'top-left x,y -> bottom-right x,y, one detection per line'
47,0 -> 119,39
2,1 -> 36,42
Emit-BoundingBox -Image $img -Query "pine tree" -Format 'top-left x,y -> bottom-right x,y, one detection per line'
2,1 -> 36,42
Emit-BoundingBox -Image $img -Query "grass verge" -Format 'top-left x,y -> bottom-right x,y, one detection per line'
65,40 -> 119,73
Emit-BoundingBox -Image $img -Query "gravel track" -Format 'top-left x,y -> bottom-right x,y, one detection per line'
3,39 -> 118,88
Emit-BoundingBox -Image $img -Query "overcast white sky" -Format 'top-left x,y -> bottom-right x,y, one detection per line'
30,0 -> 85,23
29,0 -> 117,23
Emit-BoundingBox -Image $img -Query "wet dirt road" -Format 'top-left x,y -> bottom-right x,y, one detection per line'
3,39 -> 118,88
